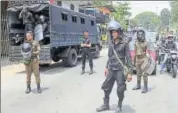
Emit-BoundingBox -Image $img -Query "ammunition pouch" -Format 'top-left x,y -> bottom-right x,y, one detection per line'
136,54 -> 146,59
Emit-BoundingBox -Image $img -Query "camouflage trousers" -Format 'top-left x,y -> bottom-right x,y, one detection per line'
25,59 -> 41,84
136,58 -> 148,82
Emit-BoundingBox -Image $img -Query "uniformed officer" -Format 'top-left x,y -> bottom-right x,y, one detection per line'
96,20 -> 133,113
22,31 -> 42,94
19,7 -> 34,34
81,30 -> 93,75
132,27 -> 149,93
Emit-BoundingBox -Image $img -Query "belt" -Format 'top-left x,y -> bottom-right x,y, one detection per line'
31,56 -> 38,59
136,54 -> 146,59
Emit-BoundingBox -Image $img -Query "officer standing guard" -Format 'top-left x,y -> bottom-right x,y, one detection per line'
96,20 -> 133,113
132,27 -> 149,93
81,30 -> 93,75
21,31 -> 42,94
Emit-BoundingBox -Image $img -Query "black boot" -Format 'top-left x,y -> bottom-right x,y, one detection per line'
115,101 -> 122,113
37,83 -> 42,93
141,81 -> 148,93
132,80 -> 141,90
25,84 -> 31,94
89,68 -> 93,75
96,98 -> 110,112
81,69 -> 85,75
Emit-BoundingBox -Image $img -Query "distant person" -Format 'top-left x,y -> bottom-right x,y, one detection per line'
81,30 -> 93,75
160,34 -> 177,74
19,7 -> 34,33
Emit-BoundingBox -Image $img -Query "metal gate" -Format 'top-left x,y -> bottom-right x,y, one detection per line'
0,14 -> 17,66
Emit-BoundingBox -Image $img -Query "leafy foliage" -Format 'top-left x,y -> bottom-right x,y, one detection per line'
132,11 -> 160,31
111,2 -> 131,29
160,8 -> 170,28
170,1 -> 178,30
92,0 -> 111,6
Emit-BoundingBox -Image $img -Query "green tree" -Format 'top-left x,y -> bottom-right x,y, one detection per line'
160,8 -> 170,28
170,1 -> 178,29
111,2 -> 131,29
130,18 -> 138,27
92,0 -> 111,6
133,11 -> 160,31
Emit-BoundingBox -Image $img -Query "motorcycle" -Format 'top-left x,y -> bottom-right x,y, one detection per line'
158,46 -> 167,65
166,50 -> 178,78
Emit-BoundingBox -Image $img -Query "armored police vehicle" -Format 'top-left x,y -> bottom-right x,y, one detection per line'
7,1 -> 101,67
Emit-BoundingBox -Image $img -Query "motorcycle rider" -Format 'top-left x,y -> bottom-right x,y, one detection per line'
160,34 -> 178,73
96,20 -> 133,113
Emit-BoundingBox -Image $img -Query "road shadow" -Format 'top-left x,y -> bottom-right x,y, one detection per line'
84,70 -> 97,74
31,87 -> 49,94
148,85 -> 156,92
110,104 -> 136,113
16,56 -> 101,75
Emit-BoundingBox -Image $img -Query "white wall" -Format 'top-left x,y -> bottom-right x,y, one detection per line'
61,1 -> 80,12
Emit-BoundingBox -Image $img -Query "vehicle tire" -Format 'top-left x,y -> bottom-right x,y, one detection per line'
63,49 -> 78,67
152,65 -> 157,75
94,45 -> 100,58
158,56 -> 161,65
39,64 -> 50,67
52,55 -> 60,62
172,64 -> 177,78
167,67 -> 171,72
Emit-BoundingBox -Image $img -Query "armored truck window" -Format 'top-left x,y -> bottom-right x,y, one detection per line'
81,18 -> 85,24
61,13 -> 68,21
72,16 -> 77,23
70,4 -> 74,10
79,8 -> 84,13
91,20 -> 95,26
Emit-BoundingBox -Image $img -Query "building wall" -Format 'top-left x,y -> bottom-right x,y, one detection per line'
61,1 -> 80,12
98,7 -> 111,15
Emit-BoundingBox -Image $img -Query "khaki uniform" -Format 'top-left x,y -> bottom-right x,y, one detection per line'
25,40 -> 41,84
135,40 -> 148,82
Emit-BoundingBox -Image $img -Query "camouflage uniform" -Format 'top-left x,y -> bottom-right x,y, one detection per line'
133,40 -> 149,93
24,40 -> 41,93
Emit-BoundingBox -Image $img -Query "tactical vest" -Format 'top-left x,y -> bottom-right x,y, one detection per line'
30,41 -> 39,59
135,41 -> 147,56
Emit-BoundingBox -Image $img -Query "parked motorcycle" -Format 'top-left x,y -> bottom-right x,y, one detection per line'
166,50 -> 178,78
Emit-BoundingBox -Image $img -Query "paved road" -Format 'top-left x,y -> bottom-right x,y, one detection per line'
1,49 -> 178,113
